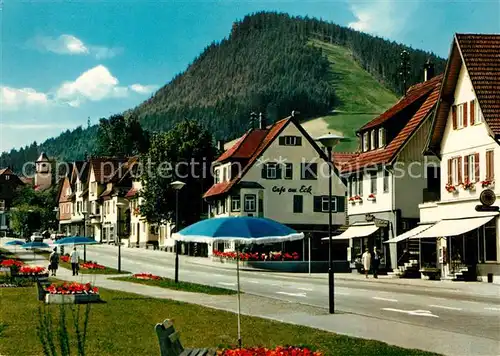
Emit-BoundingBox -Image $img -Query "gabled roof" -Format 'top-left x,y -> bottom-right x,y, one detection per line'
204,116 -> 340,199
332,152 -> 359,171
216,129 -> 268,163
36,152 -> 49,162
427,34 -> 500,153
71,161 -> 88,184
341,76 -> 442,173
88,157 -> 128,184
0,168 -> 14,176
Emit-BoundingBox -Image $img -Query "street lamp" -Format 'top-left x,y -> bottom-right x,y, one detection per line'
82,211 -> 89,262
316,132 -> 344,314
116,201 -> 127,272
170,180 -> 186,283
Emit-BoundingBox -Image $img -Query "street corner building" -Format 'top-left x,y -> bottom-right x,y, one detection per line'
203,113 -> 347,261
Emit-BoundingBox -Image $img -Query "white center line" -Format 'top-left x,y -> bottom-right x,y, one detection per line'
373,297 -> 398,302
429,305 -> 462,311
277,291 -> 307,297
297,287 -> 313,291
218,282 -> 235,286
247,280 -> 259,284
485,307 -> 500,311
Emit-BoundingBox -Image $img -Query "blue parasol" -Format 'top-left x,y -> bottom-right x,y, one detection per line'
173,216 -> 304,347
5,240 -> 25,246
54,236 -> 98,246
21,241 -> 50,249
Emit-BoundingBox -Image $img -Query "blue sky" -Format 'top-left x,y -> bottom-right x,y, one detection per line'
1,0 -> 499,153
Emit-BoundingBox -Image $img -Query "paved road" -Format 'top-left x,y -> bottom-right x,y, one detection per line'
76,244 -> 500,343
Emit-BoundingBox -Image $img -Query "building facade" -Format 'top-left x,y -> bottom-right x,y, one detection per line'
204,115 -> 347,260
0,168 -> 24,234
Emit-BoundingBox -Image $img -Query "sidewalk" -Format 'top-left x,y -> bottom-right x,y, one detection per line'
8,246 -> 500,356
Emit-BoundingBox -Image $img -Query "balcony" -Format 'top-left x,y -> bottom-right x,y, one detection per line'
423,188 -> 440,203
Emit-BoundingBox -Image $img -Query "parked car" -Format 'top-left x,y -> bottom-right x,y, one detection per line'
30,233 -> 44,242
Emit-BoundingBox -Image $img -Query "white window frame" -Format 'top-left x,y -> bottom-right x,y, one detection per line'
321,196 -> 337,212
244,195 -> 256,212
231,196 -> 241,212
4,175 -> 9,181
467,154 -> 475,182
474,100 -> 482,124
452,158 -> 460,185
370,130 -> 376,150
266,164 -> 277,179
363,132 -> 369,152
378,128 -> 386,148
457,104 -> 464,128
285,136 -> 298,146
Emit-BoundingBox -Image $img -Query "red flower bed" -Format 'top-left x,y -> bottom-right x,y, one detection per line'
60,255 -> 70,263
45,282 -> 99,295
217,346 -> 322,356
0,259 -> 24,267
132,273 -> 162,280
80,262 -> 105,270
18,266 -> 46,275
213,251 -> 300,261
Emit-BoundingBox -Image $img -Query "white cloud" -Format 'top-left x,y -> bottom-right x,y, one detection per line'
0,86 -> 49,111
348,0 -> 419,37
129,84 -> 159,95
31,34 -> 122,59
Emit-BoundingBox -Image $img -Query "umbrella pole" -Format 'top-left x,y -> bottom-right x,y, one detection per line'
236,243 -> 242,348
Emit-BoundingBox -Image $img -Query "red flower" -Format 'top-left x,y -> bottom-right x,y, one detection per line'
45,282 -> 99,295
217,346 -> 322,356
60,255 -> 70,263
133,273 -> 162,280
19,266 -> 46,275
80,262 -> 105,270
0,259 -> 24,267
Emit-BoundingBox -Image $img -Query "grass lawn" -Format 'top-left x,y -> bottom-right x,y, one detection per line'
37,250 -> 129,275
111,276 -> 236,295
0,285 -> 440,356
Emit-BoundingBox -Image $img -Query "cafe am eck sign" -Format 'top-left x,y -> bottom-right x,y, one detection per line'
272,185 -> 313,195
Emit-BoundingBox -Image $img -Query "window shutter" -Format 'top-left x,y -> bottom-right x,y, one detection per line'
336,196 -> 345,212
261,165 -> 267,179
279,137 -> 285,145
464,155 -> 469,183
447,159 -> 452,185
296,137 -> 302,146
452,106 -> 457,129
487,151 -> 495,180
286,163 -> 293,179
458,157 -> 463,183
470,100 -> 475,125
276,165 -> 282,179
463,102 -> 468,127
491,151 -> 495,179
474,153 -> 480,182
313,196 -> 321,212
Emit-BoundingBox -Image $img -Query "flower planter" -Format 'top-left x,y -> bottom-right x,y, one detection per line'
45,293 -> 101,304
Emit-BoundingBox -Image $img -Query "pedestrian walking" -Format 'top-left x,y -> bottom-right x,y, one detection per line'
362,248 -> 371,279
372,247 -> 380,278
49,248 -> 59,277
70,247 -> 79,276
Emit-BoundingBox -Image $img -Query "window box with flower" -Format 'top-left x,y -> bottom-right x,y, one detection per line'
348,197 -> 356,204
354,195 -> 363,202
445,183 -> 458,193
367,193 -> 376,201
481,179 -> 494,189
461,180 -> 475,191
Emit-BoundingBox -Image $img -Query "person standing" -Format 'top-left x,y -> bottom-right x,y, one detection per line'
362,248 -> 371,279
49,248 -> 59,277
70,247 -> 79,276
372,247 -> 380,278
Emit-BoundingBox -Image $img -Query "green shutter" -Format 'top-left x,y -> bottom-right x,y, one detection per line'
279,137 -> 286,145
293,195 -> 303,213
261,165 -> 267,179
296,137 -> 302,146
313,196 -> 321,212
336,196 -> 345,212
276,165 -> 282,179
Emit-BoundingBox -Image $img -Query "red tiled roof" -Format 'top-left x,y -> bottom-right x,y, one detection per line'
456,34 -> 500,133
332,152 -> 359,171
125,187 -> 138,198
89,157 -> 128,184
0,168 -> 13,176
342,77 -> 442,173
204,118 -> 291,198
216,129 -> 268,162
361,75 -> 443,131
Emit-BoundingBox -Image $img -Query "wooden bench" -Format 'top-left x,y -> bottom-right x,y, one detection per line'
155,319 -> 215,356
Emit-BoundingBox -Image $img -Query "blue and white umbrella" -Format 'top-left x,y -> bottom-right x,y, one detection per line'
5,240 -> 25,246
21,241 -> 50,249
54,236 -> 98,246
173,216 -> 304,347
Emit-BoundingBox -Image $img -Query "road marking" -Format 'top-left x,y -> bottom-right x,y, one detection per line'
485,307 -> 500,311
247,280 -> 259,284
382,308 -> 439,318
276,291 -> 307,298
429,304 -> 462,311
213,274 -> 224,277
297,287 -> 313,291
271,283 -> 280,286
373,297 -> 398,302
218,282 -> 235,286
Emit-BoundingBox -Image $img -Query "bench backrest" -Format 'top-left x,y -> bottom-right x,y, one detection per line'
155,319 -> 184,356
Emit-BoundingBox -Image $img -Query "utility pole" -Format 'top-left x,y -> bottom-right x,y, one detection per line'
399,50 -> 411,95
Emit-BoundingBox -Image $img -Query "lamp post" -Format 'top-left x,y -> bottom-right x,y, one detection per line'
116,201 -> 127,272
170,180 -> 186,283
82,211 -> 88,262
316,133 -> 344,314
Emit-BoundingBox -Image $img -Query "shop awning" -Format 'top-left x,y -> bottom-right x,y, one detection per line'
322,223 -> 379,241
384,223 -> 433,243
411,215 -> 497,239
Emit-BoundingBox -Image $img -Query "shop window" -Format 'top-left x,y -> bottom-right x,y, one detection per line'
485,220 -> 497,261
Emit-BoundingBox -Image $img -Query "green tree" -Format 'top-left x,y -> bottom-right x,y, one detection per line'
140,121 -> 216,227
96,114 -> 150,157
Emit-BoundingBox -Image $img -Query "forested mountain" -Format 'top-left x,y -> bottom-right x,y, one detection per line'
0,11 -> 445,172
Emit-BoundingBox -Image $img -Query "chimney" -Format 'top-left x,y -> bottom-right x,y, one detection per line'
291,110 -> 300,122
424,59 -> 435,81
217,140 -> 224,152
249,112 -> 257,129
258,112 -> 265,129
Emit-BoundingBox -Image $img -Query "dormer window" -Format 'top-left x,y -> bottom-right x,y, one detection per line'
370,130 -> 377,150
378,128 -> 386,148
363,132 -> 369,152
279,136 -> 302,146
4,175 -> 9,181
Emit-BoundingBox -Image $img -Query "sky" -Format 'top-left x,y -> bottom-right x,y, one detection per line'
1,0 -> 499,153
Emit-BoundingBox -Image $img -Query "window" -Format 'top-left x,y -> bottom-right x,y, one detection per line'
244,195 -> 256,212
378,128 -> 386,148
284,163 -> 293,179
113,201 -> 116,214
321,196 -> 337,212
221,199 -> 226,214
363,132 -> 369,152
349,176 -> 355,197
231,196 -> 241,212
370,171 -> 377,193
222,167 -> 227,182
358,174 -> 363,196
300,162 -> 317,180
66,187 -> 71,196
293,195 -> 303,213
214,169 -> 220,184
464,154 -> 479,183
4,175 -> 9,181
457,104 -> 464,128
383,170 -> 389,192
449,157 -> 462,185
279,136 -> 302,146
370,130 -> 377,150
474,99 -> 483,124
266,164 -> 277,179
0,200 -> 5,210
486,150 -> 495,180
484,220 -> 497,261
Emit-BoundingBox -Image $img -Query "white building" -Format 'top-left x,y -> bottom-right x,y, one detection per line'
204,114 -> 347,260
334,71 -> 443,271
407,34 -> 500,283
